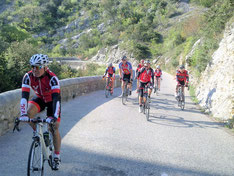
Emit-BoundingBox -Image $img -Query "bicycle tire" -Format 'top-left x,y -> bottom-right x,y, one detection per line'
105,88 -> 110,98
181,93 -> 185,110
27,140 -> 44,176
145,101 -> 150,121
122,82 -> 128,105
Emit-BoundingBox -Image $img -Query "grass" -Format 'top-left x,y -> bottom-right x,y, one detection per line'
189,85 -> 199,104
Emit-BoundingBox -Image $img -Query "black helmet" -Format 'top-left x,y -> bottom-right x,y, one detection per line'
122,55 -> 127,60
179,65 -> 185,69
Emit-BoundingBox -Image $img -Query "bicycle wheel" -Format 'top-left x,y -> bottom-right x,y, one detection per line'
27,140 -> 44,176
145,101 -> 150,121
105,87 -> 110,98
181,93 -> 185,110
122,82 -> 128,105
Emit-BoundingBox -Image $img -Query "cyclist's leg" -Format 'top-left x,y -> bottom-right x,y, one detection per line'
139,82 -> 144,105
47,102 -> 61,159
148,83 -> 153,97
158,77 -> 161,90
28,97 -> 45,130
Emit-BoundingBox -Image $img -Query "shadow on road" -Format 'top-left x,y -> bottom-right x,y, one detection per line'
148,113 -> 222,129
53,144 -> 223,176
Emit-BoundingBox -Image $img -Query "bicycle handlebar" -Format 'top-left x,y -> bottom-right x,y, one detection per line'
13,117 -> 54,132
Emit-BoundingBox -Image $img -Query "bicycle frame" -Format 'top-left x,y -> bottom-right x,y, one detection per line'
34,122 -> 51,161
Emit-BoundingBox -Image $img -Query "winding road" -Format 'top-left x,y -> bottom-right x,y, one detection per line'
0,72 -> 234,176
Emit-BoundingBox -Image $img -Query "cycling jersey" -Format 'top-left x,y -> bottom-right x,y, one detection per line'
155,69 -> 162,77
137,67 -> 154,84
119,62 -> 132,75
20,69 -> 61,119
105,66 -> 116,76
176,70 -> 189,82
136,63 -> 144,72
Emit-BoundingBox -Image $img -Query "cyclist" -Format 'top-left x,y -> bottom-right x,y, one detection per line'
154,65 -> 162,91
136,59 -> 145,93
137,60 -> 154,113
103,63 -> 116,94
19,54 -> 61,170
119,55 -> 133,96
175,65 -> 189,98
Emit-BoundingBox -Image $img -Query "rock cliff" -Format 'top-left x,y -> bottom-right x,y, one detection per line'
195,19 -> 234,120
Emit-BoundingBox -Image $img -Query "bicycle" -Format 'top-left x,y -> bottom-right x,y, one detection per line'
13,117 -> 59,176
177,85 -> 185,110
154,77 -> 161,95
142,84 -> 150,121
122,78 -> 130,105
103,76 -> 113,98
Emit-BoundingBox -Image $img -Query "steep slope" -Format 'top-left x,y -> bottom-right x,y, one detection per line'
195,19 -> 234,120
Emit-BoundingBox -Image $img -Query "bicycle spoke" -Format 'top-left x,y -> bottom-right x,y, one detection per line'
28,140 -> 44,176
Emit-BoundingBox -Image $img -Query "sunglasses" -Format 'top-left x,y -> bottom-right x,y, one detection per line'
31,65 -> 43,70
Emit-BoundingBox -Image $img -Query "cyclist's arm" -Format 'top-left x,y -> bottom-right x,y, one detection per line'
103,68 -> 108,77
151,69 -> 154,85
21,73 -> 30,115
118,63 -> 122,79
50,76 -> 61,119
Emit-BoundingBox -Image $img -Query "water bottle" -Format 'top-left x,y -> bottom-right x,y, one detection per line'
43,131 -> 50,147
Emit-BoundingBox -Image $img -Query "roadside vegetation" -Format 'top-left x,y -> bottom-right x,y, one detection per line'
0,0 -> 233,92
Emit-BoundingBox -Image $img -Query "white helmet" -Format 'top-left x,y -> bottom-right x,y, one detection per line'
156,65 -> 160,69
30,54 -> 49,66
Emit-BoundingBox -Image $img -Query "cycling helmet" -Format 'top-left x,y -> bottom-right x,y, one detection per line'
145,60 -> 150,64
156,65 -> 160,69
122,55 -> 127,60
108,63 -> 113,67
140,59 -> 144,63
179,65 -> 185,69
30,54 -> 49,67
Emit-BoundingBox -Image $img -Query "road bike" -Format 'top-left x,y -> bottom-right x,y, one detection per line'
142,85 -> 150,121
13,117 -> 59,176
154,77 -> 161,95
177,85 -> 185,110
122,78 -> 130,105
103,76 -> 113,98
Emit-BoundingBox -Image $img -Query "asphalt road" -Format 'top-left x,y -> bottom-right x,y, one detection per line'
0,72 -> 234,176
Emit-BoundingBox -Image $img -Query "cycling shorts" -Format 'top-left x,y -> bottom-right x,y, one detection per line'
29,96 -> 61,122
123,74 -> 131,83
139,82 -> 153,97
177,80 -> 185,86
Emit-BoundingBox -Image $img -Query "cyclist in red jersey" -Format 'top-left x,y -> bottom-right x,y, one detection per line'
136,59 -> 144,93
19,54 -> 61,170
175,65 -> 189,98
103,63 -> 116,94
154,65 -> 162,91
119,55 -> 133,96
137,60 -> 154,113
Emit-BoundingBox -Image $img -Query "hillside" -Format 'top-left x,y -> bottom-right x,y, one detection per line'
0,0 -> 233,120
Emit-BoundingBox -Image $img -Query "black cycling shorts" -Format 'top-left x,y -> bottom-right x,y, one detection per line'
123,74 -> 131,83
178,80 -> 185,86
29,96 -> 61,122
139,82 -> 153,97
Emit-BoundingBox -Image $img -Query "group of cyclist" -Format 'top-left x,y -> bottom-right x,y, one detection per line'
104,55 -> 189,112
17,53 -> 189,171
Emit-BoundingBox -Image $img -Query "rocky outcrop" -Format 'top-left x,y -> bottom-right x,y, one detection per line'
195,20 -> 234,120
90,44 -> 138,66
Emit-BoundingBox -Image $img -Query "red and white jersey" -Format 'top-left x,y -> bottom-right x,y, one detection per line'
22,69 -> 60,103
154,69 -> 162,77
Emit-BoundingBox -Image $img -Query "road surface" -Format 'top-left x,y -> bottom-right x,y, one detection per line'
0,72 -> 234,176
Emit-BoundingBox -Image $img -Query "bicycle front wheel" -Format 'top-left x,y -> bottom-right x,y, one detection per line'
145,102 -> 150,121
27,140 -> 44,176
105,88 -> 110,98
